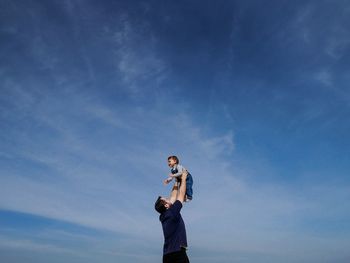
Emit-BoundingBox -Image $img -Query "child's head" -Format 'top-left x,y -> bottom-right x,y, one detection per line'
167,155 -> 179,167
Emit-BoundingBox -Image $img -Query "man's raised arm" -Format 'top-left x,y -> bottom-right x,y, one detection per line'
177,170 -> 188,203
169,182 -> 179,204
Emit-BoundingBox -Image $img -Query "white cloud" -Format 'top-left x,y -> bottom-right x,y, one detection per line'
0,84 -> 237,240
0,236 -> 82,256
314,69 -> 333,87
112,14 -> 168,94
293,4 -> 314,44
325,27 -> 350,60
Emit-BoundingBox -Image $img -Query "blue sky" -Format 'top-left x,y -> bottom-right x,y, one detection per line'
1,0 -> 350,262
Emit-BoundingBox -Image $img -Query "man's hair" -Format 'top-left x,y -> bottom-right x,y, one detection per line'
155,196 -> 167,214
168,155 -> 179,164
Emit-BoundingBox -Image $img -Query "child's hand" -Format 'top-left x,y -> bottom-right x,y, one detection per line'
163,179 -> 170,185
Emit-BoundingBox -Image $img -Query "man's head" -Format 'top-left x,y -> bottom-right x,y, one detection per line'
168,155 -> 179,167
154,196 -> 172,214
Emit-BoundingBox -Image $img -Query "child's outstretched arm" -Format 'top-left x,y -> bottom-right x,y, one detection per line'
163,176 -> 173,185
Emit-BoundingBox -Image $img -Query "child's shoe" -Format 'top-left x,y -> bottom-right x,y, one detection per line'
185,195 -> 192,202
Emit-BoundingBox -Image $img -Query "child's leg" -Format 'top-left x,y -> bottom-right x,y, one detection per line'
185,174 -> 193,200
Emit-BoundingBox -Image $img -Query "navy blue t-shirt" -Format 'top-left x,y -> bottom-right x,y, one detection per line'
159,200 -> 188,255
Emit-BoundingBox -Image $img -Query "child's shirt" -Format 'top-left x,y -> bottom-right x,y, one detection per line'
167,164 -> 186,182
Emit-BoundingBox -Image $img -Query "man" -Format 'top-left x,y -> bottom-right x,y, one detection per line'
155,170 -> 190,263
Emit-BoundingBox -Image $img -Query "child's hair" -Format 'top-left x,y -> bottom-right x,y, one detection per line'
168,155 -> 179,164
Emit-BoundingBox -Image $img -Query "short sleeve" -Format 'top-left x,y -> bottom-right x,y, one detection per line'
170,200 -> 182,215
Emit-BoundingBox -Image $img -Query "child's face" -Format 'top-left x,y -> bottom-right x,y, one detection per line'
168,158 -> 177,167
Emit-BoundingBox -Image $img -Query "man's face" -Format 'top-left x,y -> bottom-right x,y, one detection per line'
161,197 -> 172,209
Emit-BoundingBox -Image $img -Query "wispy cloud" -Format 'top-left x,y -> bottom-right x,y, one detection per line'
112,14 -> 168,94
0,237 -> 82,255
2,80 -> 350,262
292,3 -> 314,44
314,69 -> 333,88
0,82 -> 234,235
325,26 -> 350,60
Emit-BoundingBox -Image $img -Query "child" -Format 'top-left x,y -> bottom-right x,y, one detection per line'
164,155 -> 193,201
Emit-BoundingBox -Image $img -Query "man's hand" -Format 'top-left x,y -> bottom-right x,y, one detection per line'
181,170 -> 188,182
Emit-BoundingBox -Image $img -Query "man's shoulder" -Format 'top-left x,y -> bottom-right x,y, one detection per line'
172,200 -> 182,206
170,200 -> 182,214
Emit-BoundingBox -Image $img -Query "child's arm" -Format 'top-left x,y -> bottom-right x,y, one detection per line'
163,177 -> 173,185
164,164 -> 185,184
171,164 -> 186,178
